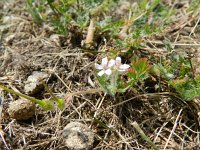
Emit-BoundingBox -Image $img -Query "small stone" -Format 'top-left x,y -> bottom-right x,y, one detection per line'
50,34 -> 62,46
24,71 -> 49,95
8,99 -> 35,120
63,122 -> 94,150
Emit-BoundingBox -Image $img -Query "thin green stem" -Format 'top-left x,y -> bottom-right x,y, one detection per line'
0,84 -> 42,104
41,80 -> 58,102
110,70 -> 118,95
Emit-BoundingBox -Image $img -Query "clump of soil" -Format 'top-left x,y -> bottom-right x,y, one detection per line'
8,99 -> 35,120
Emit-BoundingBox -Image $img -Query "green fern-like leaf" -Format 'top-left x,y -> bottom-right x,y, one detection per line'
170,76 -> 200,101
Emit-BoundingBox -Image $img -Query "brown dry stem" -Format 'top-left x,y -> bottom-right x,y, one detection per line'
85,17 -> 96,48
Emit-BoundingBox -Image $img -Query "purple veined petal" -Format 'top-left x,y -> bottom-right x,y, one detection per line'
115,57 -> 122,66
97,70 -> 105,76
95,63 -> 103,70
108,59 -> 115,67
101,57 -> 108,66
105,68 -> 112,76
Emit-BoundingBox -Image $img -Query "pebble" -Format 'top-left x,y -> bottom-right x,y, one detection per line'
24,71 -> 49,95
63,122 -> 94,150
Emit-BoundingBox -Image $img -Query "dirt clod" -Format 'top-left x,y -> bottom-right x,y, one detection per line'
24,71 -> 49,95
8,99 -> 35,120
63,122 -> 94,150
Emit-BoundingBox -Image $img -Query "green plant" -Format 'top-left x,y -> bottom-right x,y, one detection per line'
26,0 -> 45,24
169,76 -> 200,101
153,49 -> 200,101
26,0 -> 173,50
187,0 -> 200,12
153,51 -> 193,80
0,83 -> 65,110
95,56 -> 150,96
26,0 -> 116,34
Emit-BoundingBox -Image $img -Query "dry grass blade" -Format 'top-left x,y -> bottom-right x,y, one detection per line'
164,109 -> 183,150
131,121 -> 159,150
0,91 -> 9,150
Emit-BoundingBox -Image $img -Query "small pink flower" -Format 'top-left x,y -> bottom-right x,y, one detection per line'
95,57 -> 115,76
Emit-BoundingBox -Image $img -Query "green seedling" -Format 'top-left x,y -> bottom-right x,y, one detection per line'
0,84 -> 53,110
0,84 -> 64,110
41,80 -> 65,109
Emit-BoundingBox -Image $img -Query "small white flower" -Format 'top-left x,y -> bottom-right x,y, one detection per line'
115,57 -> 130,72
95,57 -> 115,76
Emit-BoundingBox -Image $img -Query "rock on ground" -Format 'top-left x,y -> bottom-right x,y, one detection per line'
63,122 -> 94,150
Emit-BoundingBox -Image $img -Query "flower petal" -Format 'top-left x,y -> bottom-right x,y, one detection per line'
101,57 -> 108,66
108,59 -> 115,67
116,57 -> 121,63
95,63 -> 103,70
105,69 -> 112,76
97,70 -> 105,76
115,57 -> 122,66
120,64 -> 130,69
118,64 -> 130,71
